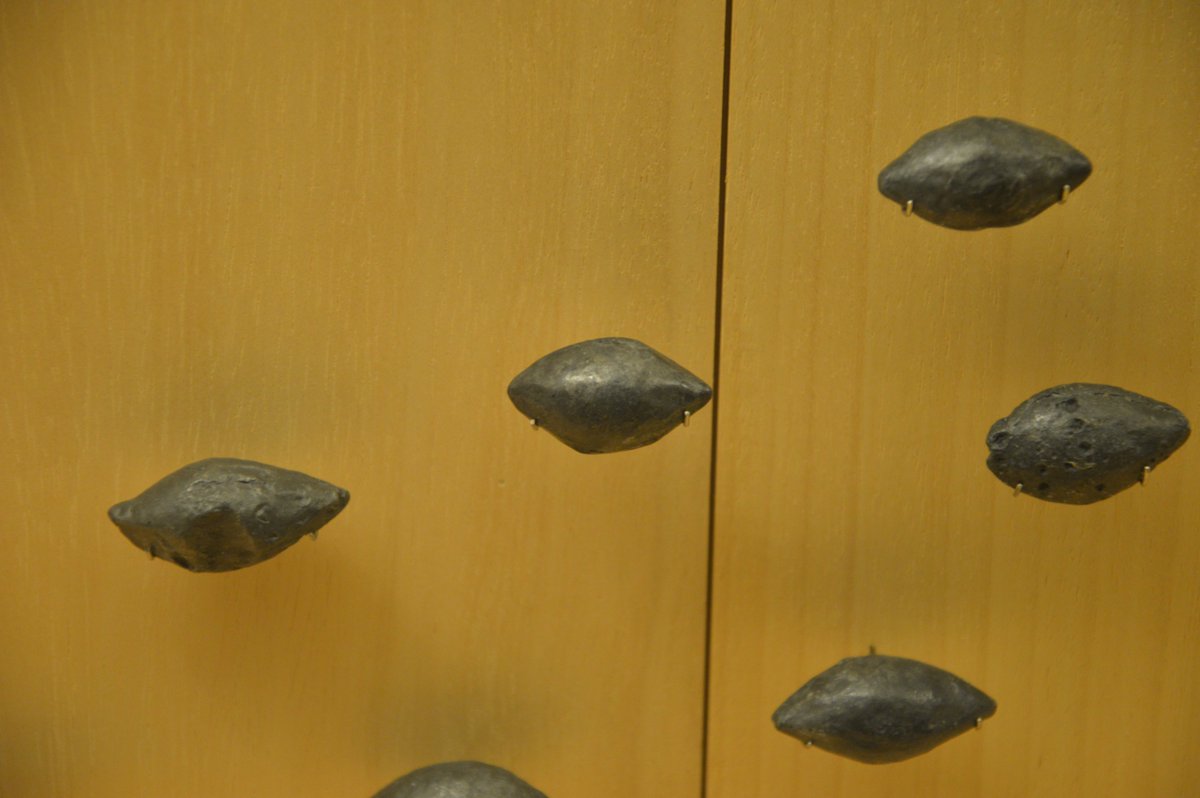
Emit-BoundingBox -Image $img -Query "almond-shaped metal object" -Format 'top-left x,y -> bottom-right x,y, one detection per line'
773,654 -> 997,764
507,337 -> 711,454
108,458 -> 350,572
987,383 -> 1189,504
878,116 -> 1092,230
372,761 -> 548,798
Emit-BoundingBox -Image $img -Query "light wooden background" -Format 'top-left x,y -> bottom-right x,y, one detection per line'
0,2 -> 722,796
1,2 -> 1197,797
709,1 -> 1200,797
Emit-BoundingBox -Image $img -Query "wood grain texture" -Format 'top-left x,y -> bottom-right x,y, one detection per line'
709,1 -> 1200,797
0,2 -> 723,796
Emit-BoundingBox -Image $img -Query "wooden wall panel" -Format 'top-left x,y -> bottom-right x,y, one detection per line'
709,1 -> 1200,797
0,2 -> 723,796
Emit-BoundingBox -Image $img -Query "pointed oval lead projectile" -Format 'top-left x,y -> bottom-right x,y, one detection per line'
371,761 -> 548,798
507,337 -> 711,454
878,117 -> 1092,230
773,654 -> 996,764
987,383 -> 1190,504
108,458 -> 350,572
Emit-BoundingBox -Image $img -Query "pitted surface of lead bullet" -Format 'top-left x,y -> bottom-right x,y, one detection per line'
987,383 -> 1189,504
878,116 -> 1091,230
773,654 -> 996,764
372,761 -> 548,798
507,337 -> 711,454
108,458 -> 350,572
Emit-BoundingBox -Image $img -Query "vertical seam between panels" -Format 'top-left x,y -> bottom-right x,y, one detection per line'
700,0 -> 733,796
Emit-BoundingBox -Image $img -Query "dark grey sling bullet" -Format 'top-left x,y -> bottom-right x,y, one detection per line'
773,654 -> 996,764
108,457 -> 349,571
987,383 -> 1189,504
508,337 -> 711,454
371,761 -> 548,798
878,116 -> 1091,230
